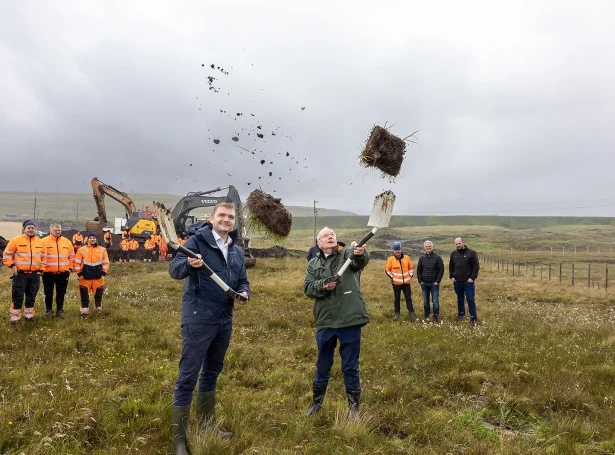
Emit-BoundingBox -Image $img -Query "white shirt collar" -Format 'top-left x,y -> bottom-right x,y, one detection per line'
211,229 -> 232,246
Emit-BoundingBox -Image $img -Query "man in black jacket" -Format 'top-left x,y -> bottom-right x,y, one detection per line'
416,240 -> 444,323
449,237 -> 480,326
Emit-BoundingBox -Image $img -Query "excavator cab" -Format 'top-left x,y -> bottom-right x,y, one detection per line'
170,186 -> 255,267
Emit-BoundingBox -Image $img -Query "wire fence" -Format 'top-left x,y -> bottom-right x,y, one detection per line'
479,253 -> 613,290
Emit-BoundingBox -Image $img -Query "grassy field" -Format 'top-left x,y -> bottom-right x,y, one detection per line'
2,223 -> 615,454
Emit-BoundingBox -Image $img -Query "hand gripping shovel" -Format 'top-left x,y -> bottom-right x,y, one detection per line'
153,201 -> 248,303
324,190 -> 395,285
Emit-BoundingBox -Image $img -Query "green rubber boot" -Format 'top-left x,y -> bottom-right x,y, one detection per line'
172,405 -> 191,455
195,391 -> 234,439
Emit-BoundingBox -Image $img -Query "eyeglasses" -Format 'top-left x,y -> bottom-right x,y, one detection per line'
319,233 -> 336,239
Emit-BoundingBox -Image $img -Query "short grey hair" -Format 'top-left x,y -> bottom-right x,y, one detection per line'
50,223 -> 61,229
424,240 -> 433,247
316,227 -> 335,241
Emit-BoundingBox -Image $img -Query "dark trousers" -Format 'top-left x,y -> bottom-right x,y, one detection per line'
421,283 -> 440,318
43,272 -> 70,312
12,273 -> 40,310
313,325 -> 361,390
454,281 -> 477,321
392,283 -> 413,313
173,322 -> 232,407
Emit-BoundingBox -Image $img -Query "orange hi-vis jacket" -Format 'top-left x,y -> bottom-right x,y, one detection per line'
158,237 -> 167,251
2,234 -> 46,272
144,239 -> 156,250
74,244 -> 109,278
120,239 -> 130,251
178,237 -> 186,245
151,234 -> 161,244
385,254 -> 414,285
72,233 -> 84,246
103,232 -> 112,245
129,239 -> 139,251
42,235 -> 74,273
122,230 -> 130,240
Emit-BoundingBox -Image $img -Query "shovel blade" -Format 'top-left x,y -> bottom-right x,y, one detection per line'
367,190 -> 396,228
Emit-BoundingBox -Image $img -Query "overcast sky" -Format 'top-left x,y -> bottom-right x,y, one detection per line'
1,1 -> 614,216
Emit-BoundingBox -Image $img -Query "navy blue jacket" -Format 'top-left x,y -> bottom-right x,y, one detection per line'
169,225 -> 250,325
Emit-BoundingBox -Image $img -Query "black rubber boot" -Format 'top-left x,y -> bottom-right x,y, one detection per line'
195,391 -> 233,439
346,388 -> 361,419
305,384 -> 327,416
172,405 -> 191,455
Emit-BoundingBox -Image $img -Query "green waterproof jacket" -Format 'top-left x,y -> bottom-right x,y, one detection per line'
304,246 -> 370,329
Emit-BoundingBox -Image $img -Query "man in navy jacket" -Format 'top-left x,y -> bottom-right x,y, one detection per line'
169,202 -> 250,454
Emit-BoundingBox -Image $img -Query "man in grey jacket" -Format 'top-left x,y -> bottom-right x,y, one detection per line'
416,240 -> 445,323
168,202 -> 250,455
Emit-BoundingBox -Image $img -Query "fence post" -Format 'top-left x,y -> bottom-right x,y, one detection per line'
606,265 -> 609,290
562,246 -> 565,255
512,260 -> 514,276
549,263 -> 551,281
588,263 -> 591,288
572,263 -> 575,286
532,263 -> 535,278
507,261 -> 509,274
526,262 -> 528,275
540,263 -> 543,280
559,263 -> 562,282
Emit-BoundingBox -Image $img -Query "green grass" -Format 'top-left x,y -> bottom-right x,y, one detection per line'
1,250 -> 615,454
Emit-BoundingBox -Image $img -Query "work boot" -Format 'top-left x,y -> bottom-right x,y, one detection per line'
56,310 -> 66,319
392,312 -> 399,321
172,405 -> 191,455
25,317 -> 35,324
195,391 -> 234,439
45,310 -> 54,319
305,384 -> 327,416
457,314 -> 465,321
10,321 -> 19,329
346,389 -> 361,420
409,311 -> 417,322
433,314 -> 439,323
470,319 -> 478,328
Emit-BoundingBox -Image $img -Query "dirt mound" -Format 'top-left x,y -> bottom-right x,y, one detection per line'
246,189 -> 293,237
360,125 -> 406,178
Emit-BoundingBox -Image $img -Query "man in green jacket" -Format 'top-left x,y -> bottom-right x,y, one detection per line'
304,226 -> 370,418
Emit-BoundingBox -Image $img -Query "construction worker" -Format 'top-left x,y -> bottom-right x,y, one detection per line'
103,230 -> 113,249
150,232 -> 161,261
158,236 -> 168,262
385,242 -> 416,321
2,220 -> 46,326
72,231 -> 84,253
122,226 -> 130,241
129,237 -> 139,262
41,223 -> 74,319
143,236 -> 156,262
73,232 -> 109,317
119,237 -> 130,263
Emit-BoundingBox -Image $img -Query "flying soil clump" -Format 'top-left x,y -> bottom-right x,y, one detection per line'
360,125 -> 406,178
246,189 -> 293,237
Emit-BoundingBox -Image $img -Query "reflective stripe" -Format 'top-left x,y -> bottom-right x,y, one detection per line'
15,261 -> 42,265
74,259 -> 83,263
3,251 -> 14,256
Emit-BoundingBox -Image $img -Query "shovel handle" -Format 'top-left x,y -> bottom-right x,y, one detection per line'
174,244 -> 248,303
324,227 -> 380,285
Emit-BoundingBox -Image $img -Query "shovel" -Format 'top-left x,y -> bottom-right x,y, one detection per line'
324,190 -> 396,285
153,200 -> 248,303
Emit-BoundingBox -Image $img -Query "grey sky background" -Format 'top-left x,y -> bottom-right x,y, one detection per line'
1,0 -> 614,216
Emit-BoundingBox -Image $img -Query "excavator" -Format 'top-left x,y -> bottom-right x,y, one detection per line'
171,185 -> 256,267
85,177 -> 158,240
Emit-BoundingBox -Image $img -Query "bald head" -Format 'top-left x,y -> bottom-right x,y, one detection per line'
455,237 -> 464,250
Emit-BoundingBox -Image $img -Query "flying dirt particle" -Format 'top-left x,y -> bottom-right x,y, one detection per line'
213,139 -> 220,144
210,64 -> 215,68
202,64 -> 205,67
257,126 -> 262,130
269,172 -> 272,177
260,160 -> 265,164
286,152 -> 290,157
251,114 -> 255,116
227,172 -> 231,176
301,107 -> 306,110
259,176 -> 261,179
269,162 -> 273,164
247,182 -> 251,185
252,151 -> 255,155
271,132 -> 276,136
232,137 -> 239,142
236,113 -> 242,116
190,164 -> 193,167
279,177 -> 281,180
257,133 -> 264,138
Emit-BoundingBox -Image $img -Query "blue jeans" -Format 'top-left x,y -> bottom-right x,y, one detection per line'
173,322 -> 232,406
453,281 -> 477,321
313,325 -> 362,390
421,283 -> 440,318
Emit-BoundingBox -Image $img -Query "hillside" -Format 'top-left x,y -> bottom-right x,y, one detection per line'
0,191 -> 356,221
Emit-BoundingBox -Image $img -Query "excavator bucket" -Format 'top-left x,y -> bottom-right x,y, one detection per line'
153,201 -> 181,251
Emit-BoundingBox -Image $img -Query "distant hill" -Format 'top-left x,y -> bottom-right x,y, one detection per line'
0,191 -> 356,221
